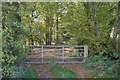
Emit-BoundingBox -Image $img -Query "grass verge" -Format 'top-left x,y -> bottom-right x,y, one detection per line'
50,64 -> 78,78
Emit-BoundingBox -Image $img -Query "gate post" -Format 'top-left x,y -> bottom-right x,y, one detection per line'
42,46 -> 43,63
62,46 -> 64,63
84,45 -> 88,57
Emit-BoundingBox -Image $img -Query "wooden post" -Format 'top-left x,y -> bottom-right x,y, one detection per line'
42,46 -> 43,63
62,46 -> 64,63
84,45 -> 88,57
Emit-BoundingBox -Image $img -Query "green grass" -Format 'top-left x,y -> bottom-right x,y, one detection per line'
22,67 -> 39,78
50,64 -> 78,78
14,66 -> 39,79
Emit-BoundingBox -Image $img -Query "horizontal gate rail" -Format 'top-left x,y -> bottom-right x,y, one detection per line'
27,56 -> 84,59
29,45 -> 86,48
25,62 -> 84,64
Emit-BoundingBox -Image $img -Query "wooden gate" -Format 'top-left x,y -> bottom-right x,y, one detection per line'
25,45 -> 88,64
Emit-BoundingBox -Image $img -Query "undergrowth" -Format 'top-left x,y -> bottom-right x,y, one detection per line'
84,52 -> 119,78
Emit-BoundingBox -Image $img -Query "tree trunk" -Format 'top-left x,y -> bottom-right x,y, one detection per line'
45,16 -> 49,45
116,1 -> 120,51
85,2 -> 91,32
94,2 -> 99,36
45,15 -> 53,45
116,1 -> 120,28
56,17 -> 59,45
118,2 -> 120,27
89,2 -> 99,36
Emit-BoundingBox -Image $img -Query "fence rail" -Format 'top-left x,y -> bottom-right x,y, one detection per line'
25,45 -> 88,64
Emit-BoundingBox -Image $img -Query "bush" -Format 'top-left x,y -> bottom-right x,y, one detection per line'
2,3 -> 31,78
84,53 -> 119,78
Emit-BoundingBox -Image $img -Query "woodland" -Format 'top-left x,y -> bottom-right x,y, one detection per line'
2,2 -> 120,78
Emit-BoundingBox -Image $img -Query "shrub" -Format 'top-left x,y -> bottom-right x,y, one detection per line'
84,53 -> 119,78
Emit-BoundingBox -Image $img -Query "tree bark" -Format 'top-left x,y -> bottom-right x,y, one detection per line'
116,1 -> 120,52
93,2 -> 99,36
118,1 -> 120,36
45,15 -> 53,45
117,1 -> 120,28
49,16 -> 54,45
56,17 -> 59,45
45,16 -> 49,45
89,2 -> 99,36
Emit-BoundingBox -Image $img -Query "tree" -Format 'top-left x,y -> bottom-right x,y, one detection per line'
2,2 -> 29,77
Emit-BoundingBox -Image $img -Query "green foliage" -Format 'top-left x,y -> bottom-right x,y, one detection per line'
2,65 -> 16,77
84,53 -> 119,78
2,54 -> 17,77
2,54 -> 17,65
50,64 -> 78,78
2,2 -> 119,78
2,2 -> 29,78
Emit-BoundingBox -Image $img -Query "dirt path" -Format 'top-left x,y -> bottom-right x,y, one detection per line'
61,64 -> 92,78
25,64 -> 92,78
